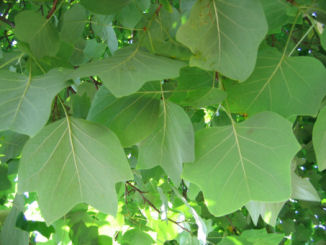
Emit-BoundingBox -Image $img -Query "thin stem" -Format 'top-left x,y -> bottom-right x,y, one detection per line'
126,182 -> 191,233
0,16 -> 15,28
283,12 -> 301,56
288,21 -> 316,57
47,0 -> 59,19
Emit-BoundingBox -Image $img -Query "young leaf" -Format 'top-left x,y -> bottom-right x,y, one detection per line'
183,112 -> 300,216
176,0 -> 267,81
15,11 -> 59,58
138,101 -> 195,185
0,69 -> 71,136
225,46 -> 326,117
313,106 -> 326,171
87,87 -> 160,147
18,116 -> 133,225
72,46 -> 186,97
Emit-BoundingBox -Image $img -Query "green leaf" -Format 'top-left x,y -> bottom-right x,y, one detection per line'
92,15 -> 118,54
169,67 -> 226,107
246,201 -> 285,226
120,229 -> 154,245
0,131 -> 29,162
260,0 -> 293,33
73,46 -> 186,97
138,101 -> 194,185
15,11 -> 59,58
246,171 -> 320,226
80,0 -> 131,15
219,229 -> 284,245
176,0 -> 267,81
60,5 -> 88,44
0,164 -> 11,191
183,112 -> 300,216
0,69 -> 70,136
225,46 -> 326,117
87,87 -> 160,147
18,116 -> 133,224
138,6 -> 192,60
313,106 -> 326,171
117,0 -> 150,29
0,195 -> 29,245
321,30 -> 326,52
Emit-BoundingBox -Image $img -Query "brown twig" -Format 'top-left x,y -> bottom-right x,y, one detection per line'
90,76 -> 101,90
126,182 -> 191,233
0,16 -> 14,28
47,0 -> 59,19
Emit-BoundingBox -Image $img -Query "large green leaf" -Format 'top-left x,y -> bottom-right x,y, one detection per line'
176,0 -> 267,81
15,11 -> 59,58
87,87 -> 160,147
18,116 -> 133,224
183,112 -> 300,216
0,69 -> 70,136
138,101 -> 194,185
225,46 -> 326,117
72,46 -> 186,97
80,0 -> 131,15
313,106 -> 326,171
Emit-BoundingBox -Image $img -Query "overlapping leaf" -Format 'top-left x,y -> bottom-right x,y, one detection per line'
169,67 -> 226,107
87,87 -> 160,147
138,101 -> 194,185
183,112 -> 300,216
18,117 -> 133,224
176,0 -> 267,81
0,195 -> 29,245
246,172 -> 320,226
15,11 -> 59,58
72,47 -> 186,97
80,0 -> 131,15
0,69 -> 71,136
60,5 -> 88,44
225,46 -> 326,117
260,0 -> 293,33
313,106 -> 326,171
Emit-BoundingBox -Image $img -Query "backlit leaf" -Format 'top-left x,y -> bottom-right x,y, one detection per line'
183,112 -> 300,216
138,101 -> 194,185
225,46 -> 326,117
176,0 -> 267,81
0,69 -> 70,136
73,47 -> 186,97
87,87 -> 160,147
18,116 -> 133,224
